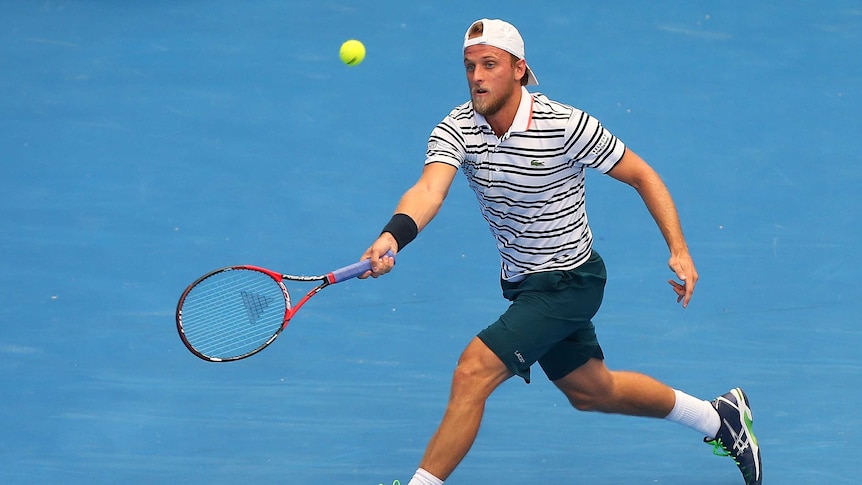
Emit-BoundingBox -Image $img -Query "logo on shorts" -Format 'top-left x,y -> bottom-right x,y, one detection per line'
514,350 -> 526,364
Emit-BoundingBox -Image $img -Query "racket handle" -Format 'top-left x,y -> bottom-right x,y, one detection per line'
328,250 -> 396,284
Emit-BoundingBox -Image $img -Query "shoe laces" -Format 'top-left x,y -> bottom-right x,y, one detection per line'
706,437 -> 744,467
706,437 -> 731,457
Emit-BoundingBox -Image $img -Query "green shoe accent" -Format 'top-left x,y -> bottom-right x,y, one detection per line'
744,410 -> 758,447
706,437 -> 732,458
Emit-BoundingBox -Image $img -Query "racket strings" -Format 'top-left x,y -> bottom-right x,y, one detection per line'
179,269 -> 289,360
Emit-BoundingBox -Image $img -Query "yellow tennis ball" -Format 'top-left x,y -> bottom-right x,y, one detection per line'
339,39 -> 366,66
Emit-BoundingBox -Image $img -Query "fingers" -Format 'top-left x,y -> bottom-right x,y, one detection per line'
667,273 -> 696,307
668,253 -> 698,308
359,234 -> 398,279
368,251 -> 395,277
358,251 -> 389,279
683,276 -> 695,307
667,279 -> 688,306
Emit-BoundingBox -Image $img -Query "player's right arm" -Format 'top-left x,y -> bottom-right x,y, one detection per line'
392,162 -> 458,232
362,162 -> 458,277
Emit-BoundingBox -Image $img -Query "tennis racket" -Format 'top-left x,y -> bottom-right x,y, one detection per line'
176,252 -> 394,362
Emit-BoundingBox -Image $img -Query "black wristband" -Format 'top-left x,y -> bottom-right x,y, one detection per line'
381,213 -> 418,250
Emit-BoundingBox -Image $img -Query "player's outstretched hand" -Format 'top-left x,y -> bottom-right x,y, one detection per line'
668,250 -> 698,308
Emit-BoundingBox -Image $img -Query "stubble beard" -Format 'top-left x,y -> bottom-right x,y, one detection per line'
471,83 -> 516,117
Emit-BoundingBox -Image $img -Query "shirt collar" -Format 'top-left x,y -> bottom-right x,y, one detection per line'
474,86 -> 533,140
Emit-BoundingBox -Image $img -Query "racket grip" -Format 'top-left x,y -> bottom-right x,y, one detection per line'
328,250 -> 395,283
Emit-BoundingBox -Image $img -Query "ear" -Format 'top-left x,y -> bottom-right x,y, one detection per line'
514,58 -> 527,84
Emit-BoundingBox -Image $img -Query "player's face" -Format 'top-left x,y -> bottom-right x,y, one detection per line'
464,45 -> 524,116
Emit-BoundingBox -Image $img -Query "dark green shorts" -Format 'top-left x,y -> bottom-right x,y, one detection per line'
477,250 -> 607,383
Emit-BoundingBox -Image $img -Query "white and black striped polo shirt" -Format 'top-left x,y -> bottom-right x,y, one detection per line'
426,87 -> 626,281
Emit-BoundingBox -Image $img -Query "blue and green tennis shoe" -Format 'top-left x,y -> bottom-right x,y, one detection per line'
705,388 -> 762,485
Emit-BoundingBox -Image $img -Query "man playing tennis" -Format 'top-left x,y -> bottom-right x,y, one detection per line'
363,18 -> 761,485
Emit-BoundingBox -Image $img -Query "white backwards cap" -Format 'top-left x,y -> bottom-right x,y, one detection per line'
463,19 -> 539,86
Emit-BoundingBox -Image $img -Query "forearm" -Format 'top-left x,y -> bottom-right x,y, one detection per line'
380,184 -> 445,251
389,162 -> 456,233
635,174 -> 688,254
365,162 -> 456,272
393,184 -> 446,232
608,149 -> 689,255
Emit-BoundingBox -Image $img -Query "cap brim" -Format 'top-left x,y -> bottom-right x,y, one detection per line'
525,65 -> 539,86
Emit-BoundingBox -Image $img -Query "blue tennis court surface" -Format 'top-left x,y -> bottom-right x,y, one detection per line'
2,1 -> 859,483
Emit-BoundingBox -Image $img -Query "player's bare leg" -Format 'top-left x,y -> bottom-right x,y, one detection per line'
418,337 -> 513,480
552,357 -> 675,417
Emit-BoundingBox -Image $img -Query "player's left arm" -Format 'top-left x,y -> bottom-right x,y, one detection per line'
607,148 -> 698,307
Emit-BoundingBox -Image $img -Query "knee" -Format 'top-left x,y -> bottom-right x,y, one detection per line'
448,340 -> 510,400
559,376 -> 615,412
553,358 -> 616,413
450,356 -> 492,396
566,392 -> 607,412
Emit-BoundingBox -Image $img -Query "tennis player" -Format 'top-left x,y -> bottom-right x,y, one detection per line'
363,18 -> 761,485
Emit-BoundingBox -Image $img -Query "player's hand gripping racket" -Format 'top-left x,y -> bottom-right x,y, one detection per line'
176,252 -> 394,362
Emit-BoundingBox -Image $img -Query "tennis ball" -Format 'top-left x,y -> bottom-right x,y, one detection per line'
339,39 -> 366,66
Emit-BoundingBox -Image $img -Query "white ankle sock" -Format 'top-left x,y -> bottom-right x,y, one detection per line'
407,468 -> 444,485
665,389 -> 721,438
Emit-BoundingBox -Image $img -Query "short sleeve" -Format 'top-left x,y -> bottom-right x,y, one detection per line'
425,116 -> 466,168
566,112 -> 626,174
